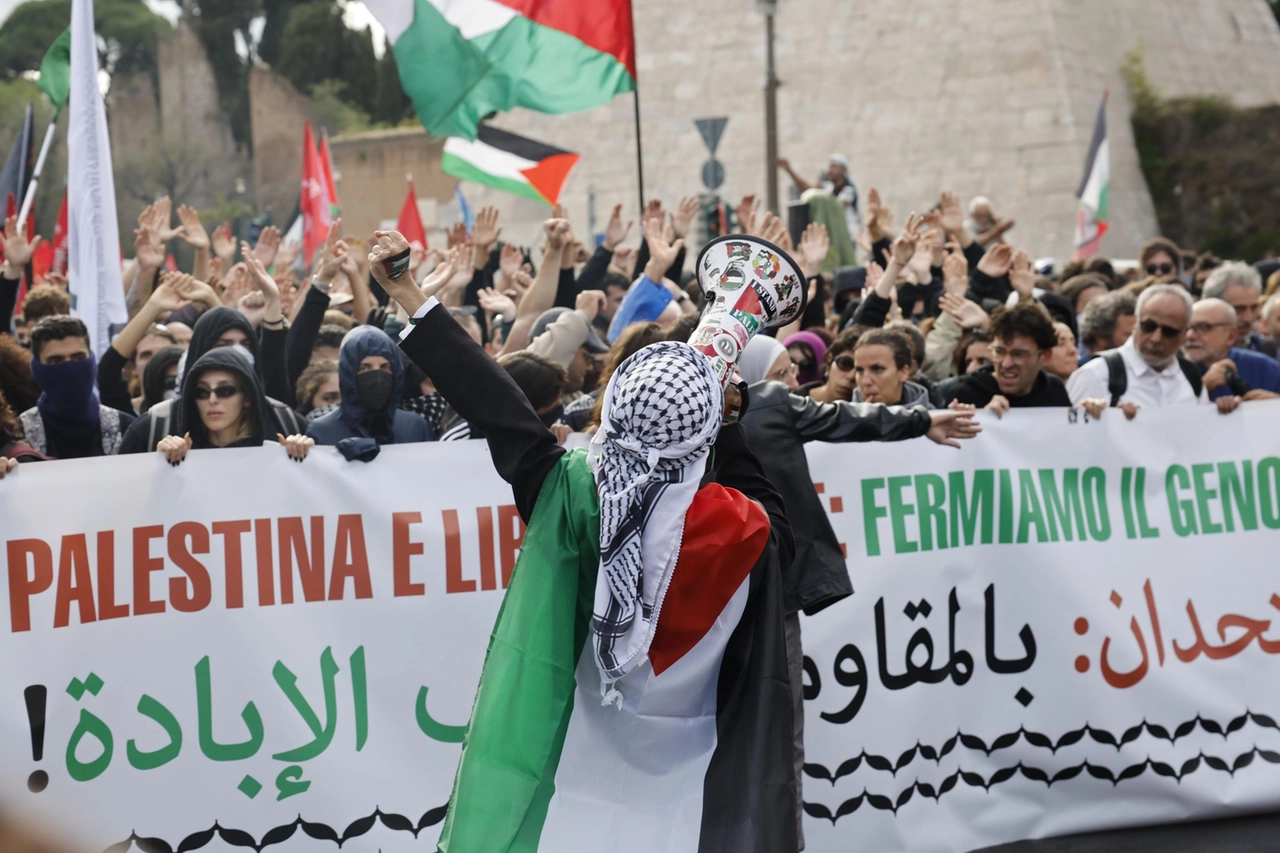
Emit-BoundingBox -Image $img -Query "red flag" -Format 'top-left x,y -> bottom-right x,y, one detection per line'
320,133 -> 340,214
30,241 -> 52,282
396,180 -> 427,251
50,190 -> 69,276
301,122 -> 334,266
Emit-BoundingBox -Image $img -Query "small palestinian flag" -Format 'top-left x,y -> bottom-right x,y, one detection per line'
442,125 -> 580,206
1074,91 -> 1109,259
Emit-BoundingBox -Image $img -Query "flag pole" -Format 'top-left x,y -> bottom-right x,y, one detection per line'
632,89 -> 645,214
16,117 -> 57,230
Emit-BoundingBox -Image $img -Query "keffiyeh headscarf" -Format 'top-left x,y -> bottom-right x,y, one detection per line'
587,342 -> 723,701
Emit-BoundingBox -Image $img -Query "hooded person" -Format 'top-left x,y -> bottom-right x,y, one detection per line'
783,330 -> 828,386
139,344 -> 185,415
306,325 -> 432,460
20,316 -> 135,458
119,307 -> 304,453
151,347 -> 314,465
372,224 -> 806,853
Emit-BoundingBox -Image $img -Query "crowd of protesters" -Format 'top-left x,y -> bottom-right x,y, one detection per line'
3,164 -> 1280,483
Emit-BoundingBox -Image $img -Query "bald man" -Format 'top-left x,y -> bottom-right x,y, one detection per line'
1183,298 -> 1280,401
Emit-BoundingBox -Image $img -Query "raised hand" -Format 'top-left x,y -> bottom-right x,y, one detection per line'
418,246 -> 462,300
243,245 -> 281,300
759,212 -> 788,247
147,275 -> 192,314
611,245 -> 638,279
1009,249 -> 1035,300
238,289 -> 267,327
498,242 -> 523,284
942,245 -> 969,296
167,272 -> 221,311
799,222 -> 830,277
477,286 -> 517,319
642,215 -> 683,282
889,212 -> 925,266
575,289 -> 607,322
976,243 -> 1014,278
670,196 -> 700,239
2,214 -> 41,276
939,191 -> 965,235
472,206 -> 502,248
211,221 -> 236,265
150,197 -> 184,243
221,263 -> 252,308
176,205 -> 209,250
445,222 -> 467,249
316,220 -> 347,282
544,218 -> 572,252
602,203 -> 633,251
865,261 -> 885,295
940,292 -> 989,329
865,187 -> 894,243
133,224 -> 165,269
735,194 -> 759,236
642,198 -> 665,232
250,226 -> 282,269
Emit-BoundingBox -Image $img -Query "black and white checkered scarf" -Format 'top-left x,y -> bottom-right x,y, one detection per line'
587,342 -> 723,702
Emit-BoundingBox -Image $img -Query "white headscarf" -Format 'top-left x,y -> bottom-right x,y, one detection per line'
737,335 -> 787,385
587,342 -> 722,704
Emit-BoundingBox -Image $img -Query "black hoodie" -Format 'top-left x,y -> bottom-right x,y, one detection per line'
177,348 -> 271,448
182,306 -> 291,404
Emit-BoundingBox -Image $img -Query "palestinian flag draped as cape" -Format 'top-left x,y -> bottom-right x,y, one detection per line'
438,452 -> 795,853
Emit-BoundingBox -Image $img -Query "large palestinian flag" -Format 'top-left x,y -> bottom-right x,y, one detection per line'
441,125 -> 579,205
1074,91 -> 1109,259
364,0 -> 636,140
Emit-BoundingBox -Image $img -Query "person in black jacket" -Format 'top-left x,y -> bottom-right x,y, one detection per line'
944,301 -> 1071,413
738,334 -> 979,839
152,348 -> 314,465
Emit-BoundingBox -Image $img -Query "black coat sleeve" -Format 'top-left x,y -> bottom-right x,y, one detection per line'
553,266 -> 578,309
709,423 -> 795,571
96,346 -> 136,416
398,305 -> 564,522
962,240 -> 986,271
872,237 -> 892,269
0,273 -> 18,333
575,245 -> 613,295
967,269 -> 1012,305
852,290 -> 892,328
259,326 -> 292,405
286,284 -> 331,400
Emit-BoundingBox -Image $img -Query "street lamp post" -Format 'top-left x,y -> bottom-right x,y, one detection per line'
761,0 -> 779,214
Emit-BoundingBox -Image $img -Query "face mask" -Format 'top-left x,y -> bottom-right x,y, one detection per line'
30,351 -> 100,430
356,371 -> 394,414
307,402 -> 339,423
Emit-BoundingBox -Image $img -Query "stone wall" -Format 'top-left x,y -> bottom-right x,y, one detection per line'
471,0 -> 1280,261
249,67 -> 333,223
327,127 -> 454,243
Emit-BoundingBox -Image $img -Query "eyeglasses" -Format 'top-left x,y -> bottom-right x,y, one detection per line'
1145,263 -> 1176,276
1138,318 -> 1185,339
833,355 -> 856,372
767,362 -> 800,382
989,345 -> 1039,362
194,384 -> 241,400
1187,321 -> 1234,335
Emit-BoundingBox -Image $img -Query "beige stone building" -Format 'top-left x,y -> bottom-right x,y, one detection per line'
464,0 -> 1280,260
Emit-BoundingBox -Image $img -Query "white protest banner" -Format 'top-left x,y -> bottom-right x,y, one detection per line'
1,402 -> 1279,853
0,445 -> 511,852
800,401 -> 1280,852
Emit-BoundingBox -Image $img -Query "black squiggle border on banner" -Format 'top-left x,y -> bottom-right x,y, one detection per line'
804,710 -> 1280,783
101,806 -> 448,853
803,747 -> 1280,823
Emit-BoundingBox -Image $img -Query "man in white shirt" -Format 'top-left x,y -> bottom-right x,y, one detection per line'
1068,283 -> 1240,418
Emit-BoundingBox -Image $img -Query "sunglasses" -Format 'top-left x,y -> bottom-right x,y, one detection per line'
833,355 -> 856,372
1145,263 -> 1175,276
194,384 -> 242,400
1139,318 -> 1185,339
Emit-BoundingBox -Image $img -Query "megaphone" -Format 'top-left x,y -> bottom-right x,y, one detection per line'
690,235 -> 808,386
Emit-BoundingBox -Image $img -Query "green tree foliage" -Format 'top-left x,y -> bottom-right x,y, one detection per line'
373,48 -> 412,127
0,0 -> 170,81
257,0 -> 305,66
188,0 -> 261,146
276,2 -> 376,100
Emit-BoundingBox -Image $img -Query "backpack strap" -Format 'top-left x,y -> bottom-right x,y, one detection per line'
1176,354 -> 1205,399
267,397 -> 304,436
1103,351 -> 1127,407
